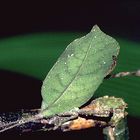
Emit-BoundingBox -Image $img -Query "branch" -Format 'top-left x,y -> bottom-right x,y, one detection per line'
105,69 -> 140,79
0,96 -> 128,140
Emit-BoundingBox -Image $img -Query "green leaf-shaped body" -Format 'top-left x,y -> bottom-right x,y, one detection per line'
41,25 -> 120,117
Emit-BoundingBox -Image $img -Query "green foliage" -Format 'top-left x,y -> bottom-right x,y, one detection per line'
0,29 -> 140,117
96,39 -> 140,117
41,25 -> 120,117
0,33 -> 82,80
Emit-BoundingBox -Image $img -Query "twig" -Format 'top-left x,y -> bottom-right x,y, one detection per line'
0,110 -> 43,133
105,69 -> 140,79
0,96 -> 128,140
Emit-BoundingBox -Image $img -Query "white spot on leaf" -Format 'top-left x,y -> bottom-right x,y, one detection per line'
103,61 -> 106,64
68,53 -> 74,58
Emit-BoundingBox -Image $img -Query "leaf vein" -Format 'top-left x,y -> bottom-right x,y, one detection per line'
47,40 -> 93,108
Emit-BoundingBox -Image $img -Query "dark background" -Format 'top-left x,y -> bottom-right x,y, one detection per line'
0,1 -> 140,40
0,1 -> 140,139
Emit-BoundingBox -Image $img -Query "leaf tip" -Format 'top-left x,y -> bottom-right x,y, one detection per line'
91,25 -> 100,32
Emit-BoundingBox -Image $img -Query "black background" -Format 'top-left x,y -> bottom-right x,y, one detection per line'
0,1 -> 140,139
0,1 -> 140,40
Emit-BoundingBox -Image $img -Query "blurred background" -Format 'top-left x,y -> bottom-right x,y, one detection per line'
0,1 -> 140,139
